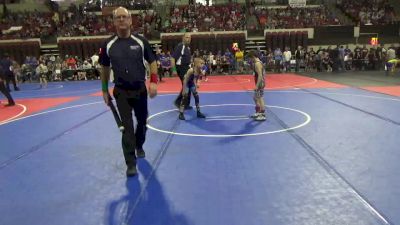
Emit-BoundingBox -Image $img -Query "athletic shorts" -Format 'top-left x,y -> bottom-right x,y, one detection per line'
183,84 -> 197,95
254,81 -> 265,98
385,62 -> 393,71
254,88 -> 264,98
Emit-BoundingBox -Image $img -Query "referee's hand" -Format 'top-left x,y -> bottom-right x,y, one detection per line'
102,91 -> 111,106
149,83 -> 157,98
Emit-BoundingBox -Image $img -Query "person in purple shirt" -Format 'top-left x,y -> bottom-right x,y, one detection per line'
160,51 -> 172,80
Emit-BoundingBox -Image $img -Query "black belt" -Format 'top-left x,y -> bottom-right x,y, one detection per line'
115,81 -> 145,90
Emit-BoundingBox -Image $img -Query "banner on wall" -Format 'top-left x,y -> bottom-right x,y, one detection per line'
1,26 -> 22,34
370,37 -> 379,46
289,0 -> 306,7
232,42 -> 239,52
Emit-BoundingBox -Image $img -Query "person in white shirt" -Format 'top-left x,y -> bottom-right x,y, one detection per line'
207,51 -> 215,75
36,61 -> 48,88
82,60 -> 92,70
78,60 -> 92,80
387,47 -> 396,61
91,53 -> 99,67
283,47 -> 292,72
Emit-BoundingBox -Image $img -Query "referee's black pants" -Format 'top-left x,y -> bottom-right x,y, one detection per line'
5,74 -> 18,91
113,84 -> 148,167
0,80 -> 14,104
174,65 -> 191,107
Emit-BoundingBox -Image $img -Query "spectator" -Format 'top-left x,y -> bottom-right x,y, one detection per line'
274,47 -> 283,73
283,47 -> 292,72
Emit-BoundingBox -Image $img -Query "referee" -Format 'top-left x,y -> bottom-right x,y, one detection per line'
0,65 -> 15,106
171,33 -> 193,109
99,7 -> 158,177
0,53 -> 19,91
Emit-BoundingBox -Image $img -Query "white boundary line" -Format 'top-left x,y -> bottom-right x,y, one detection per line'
167,89 -> 400,102
158,77 -> 318,93
205,115 -> 250,121
0,104 -> 27,124
146,104 -> 311,137
206,115 -> 249,119
17,88 -> 101,98
206,117 -> 249,121
199,78 -> 251,85
0,101 -> 102,126
159,75 -> 317,91
0,88 -> 394,224
1,90 -> 399,126
272,90 -> 400,102
17,84 -> 64,92
266,78 -> 318,90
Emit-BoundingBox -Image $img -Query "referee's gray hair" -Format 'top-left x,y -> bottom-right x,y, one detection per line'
113,7 -> 130,18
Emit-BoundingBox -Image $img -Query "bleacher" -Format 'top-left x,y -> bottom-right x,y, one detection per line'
0,0 -> 398,67
337,0 -> 396,25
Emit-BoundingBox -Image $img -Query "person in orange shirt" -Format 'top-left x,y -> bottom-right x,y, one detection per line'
65,55 -> 77,69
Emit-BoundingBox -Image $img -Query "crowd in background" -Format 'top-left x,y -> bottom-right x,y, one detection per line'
1,43 -> 399,89
259,45 -> 400,73
1,53 -> 101,89
163,3 -> 246,33
0,0 -> 398,40
0,11 -> 56,39
83,0 -> 153,12
56,4 -> 160,38
0,3 -> 159,39
337,0 -> 396,25
153,44 -> 400,82
250,5 -> 341,30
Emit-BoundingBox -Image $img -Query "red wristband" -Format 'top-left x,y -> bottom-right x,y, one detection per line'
150,73 -> 158,84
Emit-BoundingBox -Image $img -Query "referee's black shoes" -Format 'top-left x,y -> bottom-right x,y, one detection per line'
126,165 -> 137,177
197,111 -> 206,118
5,102 -> 15,107
136,148 -> 145,158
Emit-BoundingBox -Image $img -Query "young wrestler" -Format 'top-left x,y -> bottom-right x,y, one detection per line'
178,58 -> 206,120
248,50 -> 266,121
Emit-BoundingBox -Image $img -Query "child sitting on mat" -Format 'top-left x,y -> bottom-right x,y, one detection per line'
385,59 -> 400,76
